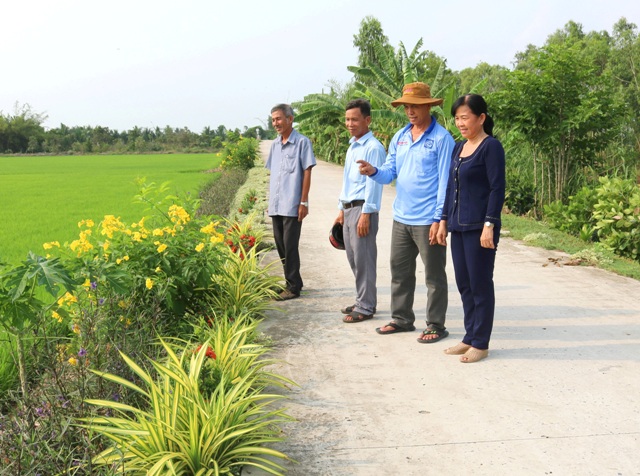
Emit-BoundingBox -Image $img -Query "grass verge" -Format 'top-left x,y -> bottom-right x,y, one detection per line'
502,214 -> 640,281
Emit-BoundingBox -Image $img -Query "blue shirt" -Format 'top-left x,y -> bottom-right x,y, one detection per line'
339,131 -> 386,214
265,129 -> 317,217
370,117 -> 454,225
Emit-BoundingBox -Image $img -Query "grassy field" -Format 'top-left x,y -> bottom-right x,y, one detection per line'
0,153 -> 221,265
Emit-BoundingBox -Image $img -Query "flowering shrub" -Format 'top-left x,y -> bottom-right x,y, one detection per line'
0,179 -> 291,473
220,137 -> 259,171
224,211 -> 266,258
236,188 -> 259,215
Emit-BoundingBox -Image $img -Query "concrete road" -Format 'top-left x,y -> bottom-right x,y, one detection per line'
249,141 -> 640,476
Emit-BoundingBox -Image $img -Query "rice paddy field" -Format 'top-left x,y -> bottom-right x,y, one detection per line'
0,153 -> 221,265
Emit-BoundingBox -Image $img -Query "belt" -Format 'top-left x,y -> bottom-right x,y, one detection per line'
342,200 -> 365,209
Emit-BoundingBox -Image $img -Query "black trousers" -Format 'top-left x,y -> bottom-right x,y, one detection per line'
450,228 -> 500,349
271,215 -> 303,294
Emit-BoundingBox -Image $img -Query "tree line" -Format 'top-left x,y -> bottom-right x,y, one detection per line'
294,16 -> 640,217
0,104 -> 275,155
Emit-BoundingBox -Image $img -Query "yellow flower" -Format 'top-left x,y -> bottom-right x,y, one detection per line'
145,278 -> 153,290
168,205 -> 190,225
72,323 -> 81,334
78,219 -> 95,228
153,228 -> 164,236
210,233 -> 224,244
102,240 -> 110,252
68,357 -> 78,366
116,258 -> 122,264
200,222 -> 218,235
157,243 -> 167,253
195,243 -> 205,252
101,215 -> 124,238
52,311 -> 63,323
57,292 -> 77,307
132,232 -> 143,242
118,300 -> 127,309
124,255 -> 129,261
43,241 -> 60,250
155,266 -> 162,273
82,279 -> 91,289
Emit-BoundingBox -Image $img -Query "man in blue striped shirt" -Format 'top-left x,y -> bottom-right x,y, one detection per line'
357,83 -> 454,342
334,99 -> 386,323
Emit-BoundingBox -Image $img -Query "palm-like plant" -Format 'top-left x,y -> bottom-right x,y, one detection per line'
293,81 -> 353,164
80,338 -> 292,475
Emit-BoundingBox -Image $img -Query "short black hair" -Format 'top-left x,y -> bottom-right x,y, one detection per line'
346,99 -> 371,117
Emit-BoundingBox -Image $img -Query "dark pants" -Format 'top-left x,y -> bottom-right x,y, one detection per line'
390,220 -> 448,329
450,228 -> 500,350
271,215 -> 303,294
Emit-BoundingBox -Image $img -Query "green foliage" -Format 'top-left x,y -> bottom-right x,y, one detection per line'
81,338 -> 291,475
198,168 -> 249,218
0,103 -> 47,154
209,245 -> 282,319
220,137 -> 260,171
192,313 -> 293,397
505,168 -> 536,215
543,177 -> 640,262
592,178 -> 640,261
0,329 -> 19,397
235,189 -> 259,217
294,82 -> 352,164
544,185 -> 599,236
0,112 -> 250,154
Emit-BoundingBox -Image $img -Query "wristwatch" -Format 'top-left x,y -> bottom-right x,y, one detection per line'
484,221 -> 494,228
300,201 -> 309,207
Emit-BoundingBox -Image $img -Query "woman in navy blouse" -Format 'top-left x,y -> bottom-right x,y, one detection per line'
436,94 -> 505,363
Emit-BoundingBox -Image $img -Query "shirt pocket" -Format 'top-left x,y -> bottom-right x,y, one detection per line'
418,151 -> 438,176
282,153 -> 297,173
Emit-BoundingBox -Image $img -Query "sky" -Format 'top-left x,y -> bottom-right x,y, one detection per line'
1,0 -> 638,133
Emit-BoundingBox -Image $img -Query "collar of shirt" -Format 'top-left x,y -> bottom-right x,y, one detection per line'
278,128 -> 301,146
399,116 -> 437,142
349,130 -> 374,146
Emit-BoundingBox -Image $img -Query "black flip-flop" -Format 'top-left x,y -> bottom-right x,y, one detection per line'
416,328 -> 449,344
375,322 -> 416,335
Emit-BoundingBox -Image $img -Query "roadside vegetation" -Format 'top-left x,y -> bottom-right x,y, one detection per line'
0,137 -> 295,474
293,16 -> 640,267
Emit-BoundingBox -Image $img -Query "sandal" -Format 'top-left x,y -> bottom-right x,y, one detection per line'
342,311 -> 373,323
416,328 -> 449,344
375,322 -> 415,335
341,305 -> 376,315
460,347 -> 489,363
444,342 -> 472,355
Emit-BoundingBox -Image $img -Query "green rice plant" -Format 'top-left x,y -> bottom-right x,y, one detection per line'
80,338 -> 292,475
0,154 -> 220,265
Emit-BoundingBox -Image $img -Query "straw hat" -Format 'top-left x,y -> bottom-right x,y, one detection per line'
391,82 -> 443,107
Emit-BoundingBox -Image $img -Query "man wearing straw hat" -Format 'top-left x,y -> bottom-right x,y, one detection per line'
357,82 -> 454,342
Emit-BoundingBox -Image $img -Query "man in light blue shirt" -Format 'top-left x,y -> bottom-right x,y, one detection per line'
334,99 -> 386,323
266,104 -> 317,300
358,83 -> 454,342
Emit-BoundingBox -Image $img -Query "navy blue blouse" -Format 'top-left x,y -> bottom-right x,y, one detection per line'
441,136 -> 506,232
